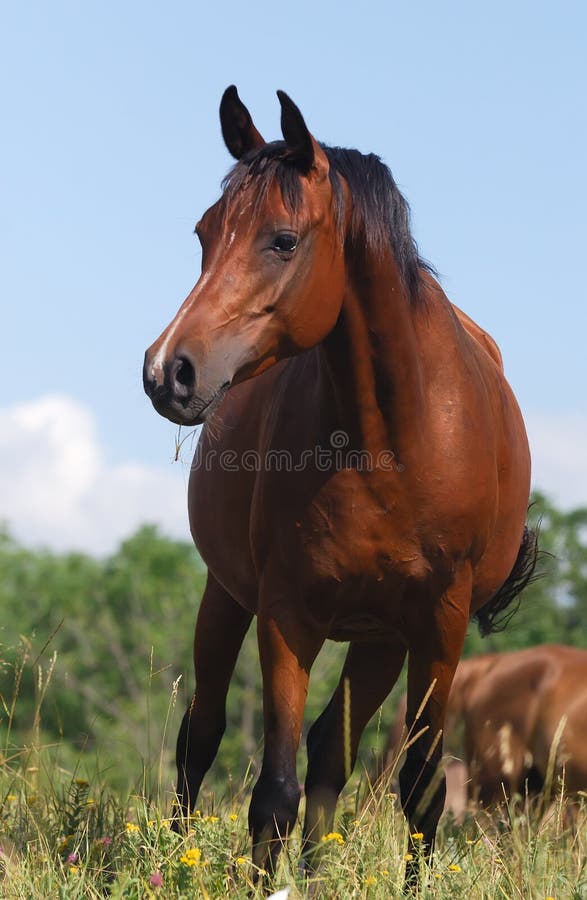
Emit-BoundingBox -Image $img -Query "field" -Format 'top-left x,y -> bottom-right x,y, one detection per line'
1,697 -> 586,899
1,503 -> 587,897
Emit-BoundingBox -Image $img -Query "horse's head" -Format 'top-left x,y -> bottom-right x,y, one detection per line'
143,86 -> 346,425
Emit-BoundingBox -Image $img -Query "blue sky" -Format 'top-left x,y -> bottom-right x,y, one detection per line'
1,1 -> 586,553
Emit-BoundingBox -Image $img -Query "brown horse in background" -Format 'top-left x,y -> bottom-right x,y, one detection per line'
143,86 -> 537,883
383,645 -> 587,811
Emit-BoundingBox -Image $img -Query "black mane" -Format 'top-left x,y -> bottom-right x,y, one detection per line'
222,141 -> 435,304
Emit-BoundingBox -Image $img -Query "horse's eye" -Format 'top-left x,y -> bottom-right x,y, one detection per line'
272,233 -> 298,254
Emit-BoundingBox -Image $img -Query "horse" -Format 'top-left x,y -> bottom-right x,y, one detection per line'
143,85 -> 537,884
382,644 -> 587,812
447,645 -> 587,807
375,693 -> 470,821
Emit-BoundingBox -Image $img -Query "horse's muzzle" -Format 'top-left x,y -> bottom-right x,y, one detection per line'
143,350 -> 196,423
143,350 -> 228,425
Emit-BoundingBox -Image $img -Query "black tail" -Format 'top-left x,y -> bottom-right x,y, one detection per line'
474,525 -> 540,637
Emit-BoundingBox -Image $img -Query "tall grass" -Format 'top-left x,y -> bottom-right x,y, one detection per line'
1,652 -> 586,897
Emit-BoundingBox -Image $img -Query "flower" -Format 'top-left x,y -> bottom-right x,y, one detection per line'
364,876 -> 377,886
66,852 -> 79,865
125,822 -> 140,833
6,795 -> 17,802
235,856 -> 248,866
404,853 -> 413,861
320,832 -> 345,845
380,869 -> 389,877
204,814 -> 219,823
411,832 -> 424,840
149,871 -> 163,887
74,778 -> 89,788
228,813 -> 238,821
100,836 -> 112,846
448,864 -> 461,873
180,847 -> 202,867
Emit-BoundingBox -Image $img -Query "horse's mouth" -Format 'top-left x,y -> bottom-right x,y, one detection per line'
150,382 -> 230,426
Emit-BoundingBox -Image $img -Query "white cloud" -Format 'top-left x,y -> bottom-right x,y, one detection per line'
526,410 -> 587,509
0,395 -> 190,555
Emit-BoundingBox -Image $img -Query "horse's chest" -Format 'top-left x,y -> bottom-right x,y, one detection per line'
256,468 -> 429,586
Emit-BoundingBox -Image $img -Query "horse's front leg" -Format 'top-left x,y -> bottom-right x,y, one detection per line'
175,573 -> 252,825
249,607 -> 323,874
399,568 -> 471,887
302,637 -> 407,864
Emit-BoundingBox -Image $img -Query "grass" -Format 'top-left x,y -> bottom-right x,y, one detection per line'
1,754 -> 587,898
1,652 -> 587,897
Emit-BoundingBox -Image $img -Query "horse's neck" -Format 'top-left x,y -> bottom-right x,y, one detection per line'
320,253 -> 427,456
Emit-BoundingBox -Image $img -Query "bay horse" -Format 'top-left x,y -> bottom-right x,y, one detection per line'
442,645 -> 587,807
381,645 -> 587,813
143,86 -> 537,883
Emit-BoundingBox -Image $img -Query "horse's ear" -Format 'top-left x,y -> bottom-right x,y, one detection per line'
220,85 -> 266,160
277,90 -> 328,179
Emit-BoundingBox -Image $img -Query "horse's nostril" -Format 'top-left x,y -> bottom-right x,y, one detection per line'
176,357 -> 195,388
171,355 -> 196,399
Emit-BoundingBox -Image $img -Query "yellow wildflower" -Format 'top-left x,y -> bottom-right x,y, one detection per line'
411,832 -> 424,840
448,864 -> 461,873
6,795 -> 17,802
229,813 -> 238,821
125,822 -> 140,833
74,778 -> 89,788
235,856 -> 248,866
204,814 -> 219,823
180,847 -> 202,867
320,831 -> 345,845
404,853 -> 413,861
380,869 -> 389,876
364,876 -> 377,886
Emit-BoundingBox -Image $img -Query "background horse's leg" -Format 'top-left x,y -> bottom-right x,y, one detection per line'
399,570 -> 471,886
175,573 -> 252,823
249,609 -> 323,874
302,638 -> 407,863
